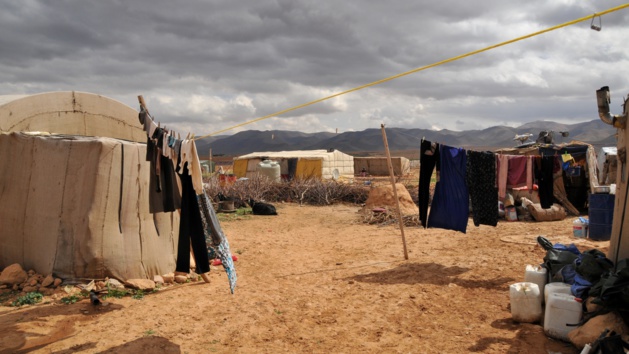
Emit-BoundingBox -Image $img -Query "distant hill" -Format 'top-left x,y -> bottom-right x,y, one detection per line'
195,119 -> 617,157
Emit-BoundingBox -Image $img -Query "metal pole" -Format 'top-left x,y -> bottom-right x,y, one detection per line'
381,124 -> 409,260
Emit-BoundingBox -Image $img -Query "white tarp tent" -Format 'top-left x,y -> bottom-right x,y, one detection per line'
233,149 -> 354,180
0,92 -> 179,281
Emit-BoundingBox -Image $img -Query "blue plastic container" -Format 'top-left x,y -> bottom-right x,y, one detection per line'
588,194 -> 615,241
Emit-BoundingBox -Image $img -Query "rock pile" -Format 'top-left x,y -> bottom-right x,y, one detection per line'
0,263 -> 209,305
0,263 -> 62,296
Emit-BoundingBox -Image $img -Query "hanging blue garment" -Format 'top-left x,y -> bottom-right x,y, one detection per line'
427,145 -> 469,233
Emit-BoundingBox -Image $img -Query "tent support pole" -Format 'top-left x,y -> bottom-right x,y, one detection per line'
380,124 -> 409,260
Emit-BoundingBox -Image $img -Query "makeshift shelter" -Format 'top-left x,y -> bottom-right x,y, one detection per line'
354,157 -> 411,176
233,149 -> 354,180
495,141 -> 602,215
0,92 -> 179,281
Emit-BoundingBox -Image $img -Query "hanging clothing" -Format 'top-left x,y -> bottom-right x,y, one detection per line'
418,140 -> 440,228
466,150 -> 498,227
537,155 -> 555,209
145,131 -> 181,213
496,155 -> 534,200
428,145 -> 469,233
197,193 -> 237,293
175,161 -> 210,274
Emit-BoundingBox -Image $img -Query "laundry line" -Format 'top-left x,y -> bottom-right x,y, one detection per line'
194,3 -> 629,140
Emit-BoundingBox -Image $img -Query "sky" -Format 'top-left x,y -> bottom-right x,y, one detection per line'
1,1 -> 629,137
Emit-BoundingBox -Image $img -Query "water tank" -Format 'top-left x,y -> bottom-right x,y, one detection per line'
258,160 -> 281,182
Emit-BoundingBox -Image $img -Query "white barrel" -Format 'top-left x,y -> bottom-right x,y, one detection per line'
544,282 -> 572,304
510,282 -> 542,323
544,293 -> 582,341
258,160 -> 281,182
524,264 -> 547,300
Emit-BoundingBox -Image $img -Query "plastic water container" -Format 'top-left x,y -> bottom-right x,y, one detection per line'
524,265 -> 547,299
505,206 -> 518,221
510,282 -> 542,323
258,160 -> 281,182
572,217 -> 588,238
544,282 -> 572,304
544,293 -> 582,341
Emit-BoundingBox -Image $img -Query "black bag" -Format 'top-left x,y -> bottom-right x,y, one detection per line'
537,236 -> 579,280
591,259 -> 629,312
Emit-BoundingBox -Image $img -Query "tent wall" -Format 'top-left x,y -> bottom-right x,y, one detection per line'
0,91 -> 146,143
0,132 -> 179,281
354,157 -> 410,176
296,159 -> 323,178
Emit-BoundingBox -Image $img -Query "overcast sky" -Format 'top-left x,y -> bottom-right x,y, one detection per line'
1,1 -> 628,136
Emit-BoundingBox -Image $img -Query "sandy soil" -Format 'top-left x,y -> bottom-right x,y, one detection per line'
0,203 -> 609,354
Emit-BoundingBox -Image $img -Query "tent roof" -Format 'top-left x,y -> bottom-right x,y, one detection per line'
0,91 -> 145,143
235,149 -> 350,160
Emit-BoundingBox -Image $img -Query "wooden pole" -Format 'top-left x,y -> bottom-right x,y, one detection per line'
381,124 -> 409,260
209,148 -> 213,172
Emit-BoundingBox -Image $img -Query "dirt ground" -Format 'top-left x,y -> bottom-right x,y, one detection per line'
0,203 -> 610,354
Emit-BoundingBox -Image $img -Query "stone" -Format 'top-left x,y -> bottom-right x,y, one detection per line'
27,269 -> 35,276
40,288 -> 55,296
53,278 -> 62,287
174,275 -> 188,284
22,285 -> 38,293
124,279 -> 156,291
106,278 -> 125,289
0,264 -> 28,285
41,274 -> 54,288
27,277 -> 38,286
153,275 -> 164,284
162,273 -> 175,284
568,312 -> 629,349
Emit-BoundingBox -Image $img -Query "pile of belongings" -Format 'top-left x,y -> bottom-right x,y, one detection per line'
537,236 -> 629,351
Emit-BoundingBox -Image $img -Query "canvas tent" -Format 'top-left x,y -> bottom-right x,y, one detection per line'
0,91 -> 179,281
354,157 -> 411,176
233,149 -> 354,180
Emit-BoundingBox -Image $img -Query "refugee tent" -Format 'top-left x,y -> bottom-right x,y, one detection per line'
233,149 -> 354,180
495,141 -> 601,214
0,91 -> 179,281
354,157 -> 411,176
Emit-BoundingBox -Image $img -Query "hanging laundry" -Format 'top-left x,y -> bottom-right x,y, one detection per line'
175,160 -> 210,275
428,145 -> 469,233
418,140 -> 440,228
537,155 -> 555,209
466,150 -> 498,227
496,155 -> 534,200
197,193 -> 237,293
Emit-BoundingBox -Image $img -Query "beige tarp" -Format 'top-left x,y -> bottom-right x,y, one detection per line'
0,91 -> 146,143
354,157 -> 411,176
0,132 -> 179,280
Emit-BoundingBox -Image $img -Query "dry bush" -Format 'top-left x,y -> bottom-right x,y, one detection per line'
203,173 -> 369,206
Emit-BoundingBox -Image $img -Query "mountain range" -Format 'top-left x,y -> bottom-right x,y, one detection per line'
196,119 -> 617,157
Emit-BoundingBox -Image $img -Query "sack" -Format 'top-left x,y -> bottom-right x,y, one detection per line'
591,258 -> 629,312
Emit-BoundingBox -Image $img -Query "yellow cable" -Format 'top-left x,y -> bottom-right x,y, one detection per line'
195,4 -> 629,140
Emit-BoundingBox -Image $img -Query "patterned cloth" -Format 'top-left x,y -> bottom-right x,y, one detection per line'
197,193 -> 237,294
466,150 -> 498,227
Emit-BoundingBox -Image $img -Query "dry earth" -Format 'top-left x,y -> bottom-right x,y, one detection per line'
0,203 -> 610,354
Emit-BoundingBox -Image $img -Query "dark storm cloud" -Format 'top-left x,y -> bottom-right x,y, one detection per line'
1,0 -> 628,134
